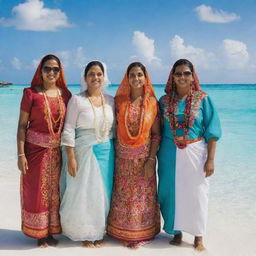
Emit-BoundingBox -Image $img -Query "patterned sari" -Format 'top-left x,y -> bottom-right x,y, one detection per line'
20,87 -> 71,238
107,68 -> 160,242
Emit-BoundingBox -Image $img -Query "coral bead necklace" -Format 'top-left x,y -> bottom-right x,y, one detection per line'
168,91 -> 193,149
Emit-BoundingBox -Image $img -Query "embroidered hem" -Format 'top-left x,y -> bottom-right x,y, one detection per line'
22,224 -> 61,239
108,225 -> 160,242
22,209 -> 61,238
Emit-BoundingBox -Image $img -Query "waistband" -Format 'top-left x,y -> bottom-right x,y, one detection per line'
116,140 -> 150,159
26,129 -> 60,148
175,136 -> 204,145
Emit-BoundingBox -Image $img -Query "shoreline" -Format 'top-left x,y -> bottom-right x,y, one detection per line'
3,83 -> 256,87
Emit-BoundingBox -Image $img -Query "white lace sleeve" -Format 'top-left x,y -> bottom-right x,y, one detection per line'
61,95 -> 79,147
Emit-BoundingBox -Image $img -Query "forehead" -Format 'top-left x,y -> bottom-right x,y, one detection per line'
42,59 -> 59,67
129,66 -> 144,74
174,65 -> 191,72
87,65 -> 103,73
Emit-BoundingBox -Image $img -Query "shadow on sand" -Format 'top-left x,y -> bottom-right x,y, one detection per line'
0,229 -> 193,251
0,229 -> 35,250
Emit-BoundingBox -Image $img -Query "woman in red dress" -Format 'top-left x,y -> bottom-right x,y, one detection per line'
17,54 -> 71,247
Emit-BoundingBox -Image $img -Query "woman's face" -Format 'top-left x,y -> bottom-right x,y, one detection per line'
41,59 -> 60,85
128,66 -> 146,90
85,65 -> 104,90
173,64 -> 194,90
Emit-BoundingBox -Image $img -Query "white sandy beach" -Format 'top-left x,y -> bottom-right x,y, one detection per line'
0,160 -> 255,256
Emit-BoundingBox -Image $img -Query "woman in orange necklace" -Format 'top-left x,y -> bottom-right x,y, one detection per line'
17,54 -> 71,247
107,62 -> 160,249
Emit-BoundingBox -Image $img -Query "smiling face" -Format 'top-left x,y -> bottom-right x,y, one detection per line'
85,65 -> 104,90
173,64 -> 194,91
128,66 -> 146,90
41,59 -> 60,86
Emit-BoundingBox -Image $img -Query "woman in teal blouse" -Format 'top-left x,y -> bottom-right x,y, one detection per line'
158,59 -> 221,251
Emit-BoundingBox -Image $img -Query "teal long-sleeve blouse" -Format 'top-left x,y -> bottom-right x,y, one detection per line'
159,93 -> 222,142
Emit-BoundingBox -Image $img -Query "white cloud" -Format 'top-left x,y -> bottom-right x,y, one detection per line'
195,5 -> 240,23
32,58 -> 40,69
132,31 -> 161,65
11,57 -> 22,70
221,39 -> 249,69
57,47 -> 86,68
0,0 -> 72,31
56,50 -> 71,68
170,35 -> 215,69
9,47 -> 85,72
74,47 -> 87,68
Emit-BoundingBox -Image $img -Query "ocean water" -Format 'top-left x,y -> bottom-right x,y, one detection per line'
0,84 -> 256,224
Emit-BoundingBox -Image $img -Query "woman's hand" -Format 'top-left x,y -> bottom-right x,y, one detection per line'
204,159 -> 214,177
144,158 -> 156,179
18,155 -> 28,175
68,157 -> 77,177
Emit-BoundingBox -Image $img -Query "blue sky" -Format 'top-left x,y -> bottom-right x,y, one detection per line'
0,0 -> 256,84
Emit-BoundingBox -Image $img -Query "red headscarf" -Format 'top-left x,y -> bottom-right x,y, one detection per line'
164,59 -> 201,94
115,65 -> 158,147
31,54 -> 67,88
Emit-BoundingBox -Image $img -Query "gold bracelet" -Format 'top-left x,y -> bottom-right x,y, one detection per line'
18,153 -> 25,157
148,157 -> 156,161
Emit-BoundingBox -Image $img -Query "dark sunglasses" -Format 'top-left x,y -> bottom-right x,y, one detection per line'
173,71 -> 192,77
42,66 -> 60,73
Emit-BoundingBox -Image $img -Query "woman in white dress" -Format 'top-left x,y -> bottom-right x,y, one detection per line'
60,61 -> 115,248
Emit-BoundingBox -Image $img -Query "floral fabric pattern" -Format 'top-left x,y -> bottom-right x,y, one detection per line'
20,88 -> 70,239
107,105 -> 160,241
161,90 -> 207,127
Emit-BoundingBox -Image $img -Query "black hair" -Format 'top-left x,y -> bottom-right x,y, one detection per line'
84,61 -> 104,77
172,59 -> 194,73
40,54 -> 61,70
127,62 -> 146,77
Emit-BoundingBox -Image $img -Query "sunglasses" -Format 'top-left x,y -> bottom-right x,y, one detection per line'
42,66 -> 60,73
173,71 -> 192,77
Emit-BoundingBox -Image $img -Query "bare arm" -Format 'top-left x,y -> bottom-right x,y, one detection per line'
144,115 -> 161,178
65,146 -> 77,177
148,116 -> 161,159
204,137 -> 217,177
17,110 -> 29,174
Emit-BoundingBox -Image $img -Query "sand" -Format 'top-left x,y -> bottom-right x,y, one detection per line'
0,163 -> 255,256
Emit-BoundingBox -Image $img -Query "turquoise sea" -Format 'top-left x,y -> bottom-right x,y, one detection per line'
0,84 -> 256,227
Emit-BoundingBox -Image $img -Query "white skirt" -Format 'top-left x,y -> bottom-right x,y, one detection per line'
60,132 -> 110,241
174,140 -> 209,236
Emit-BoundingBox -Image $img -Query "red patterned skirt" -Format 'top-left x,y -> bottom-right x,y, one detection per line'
107,142 -> 160,241
21,130 -> 62,239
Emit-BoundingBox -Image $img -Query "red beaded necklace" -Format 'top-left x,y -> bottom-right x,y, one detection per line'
168,90 -> 193,149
